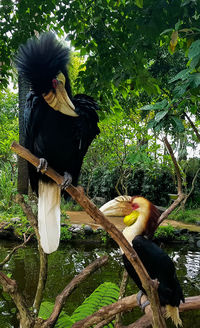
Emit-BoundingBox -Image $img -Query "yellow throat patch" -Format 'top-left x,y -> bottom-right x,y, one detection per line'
124,211 -> 139,226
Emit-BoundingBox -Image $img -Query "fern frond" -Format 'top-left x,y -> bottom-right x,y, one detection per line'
70,282 -> 120,327
38,301 -> 73,328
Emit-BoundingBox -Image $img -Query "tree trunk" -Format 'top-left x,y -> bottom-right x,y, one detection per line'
17,74 -> 29,194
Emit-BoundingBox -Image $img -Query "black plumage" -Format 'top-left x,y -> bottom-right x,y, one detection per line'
15,32 -> 99,253
122,235 -> 184,307
16,32 -> 100,195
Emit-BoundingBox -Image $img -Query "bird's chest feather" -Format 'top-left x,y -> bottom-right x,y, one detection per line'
34,109 -> 82,170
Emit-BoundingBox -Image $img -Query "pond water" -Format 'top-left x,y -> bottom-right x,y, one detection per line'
0,239 -> 200,327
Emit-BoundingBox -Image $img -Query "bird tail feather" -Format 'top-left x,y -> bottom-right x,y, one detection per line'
164,305 -> 182,327
38,180 -> 61,254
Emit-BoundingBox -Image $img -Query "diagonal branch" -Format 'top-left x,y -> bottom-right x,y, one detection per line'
0,272 -> 34,327
11,141 -> 167,328
72,294 -> 137,328
0,233 -> 33,269
157,137 -> 185,225
42,255 -> 109,327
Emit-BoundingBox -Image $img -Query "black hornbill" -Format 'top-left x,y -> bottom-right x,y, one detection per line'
15,32 -> 100,254
100,196 -> 184,327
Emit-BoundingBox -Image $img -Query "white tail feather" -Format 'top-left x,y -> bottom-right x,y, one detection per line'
38,181 -> 61,254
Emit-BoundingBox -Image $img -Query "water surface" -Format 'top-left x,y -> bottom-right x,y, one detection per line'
0,240 -> 199,327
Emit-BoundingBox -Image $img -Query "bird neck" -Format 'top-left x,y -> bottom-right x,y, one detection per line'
121,213 -> 147,254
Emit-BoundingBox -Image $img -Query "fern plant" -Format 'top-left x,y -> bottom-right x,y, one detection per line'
39,282 -> 120,327
38,301 -> 73,328
70,282 -> 120,327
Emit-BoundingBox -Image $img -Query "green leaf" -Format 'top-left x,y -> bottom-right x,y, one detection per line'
38,302 -> 73,327
188,73 -> 200,88
173,83 -> 189,98
169,69 -> 191,83
140,99 -> 169,111
134,0 -> 143,8
154,110 -> 168,123
170,116 -> 185,132
188,40 -> 200,60
71,282 -> 120,326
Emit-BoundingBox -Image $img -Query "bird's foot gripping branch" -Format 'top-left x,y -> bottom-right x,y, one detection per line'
11,141 -> 167,328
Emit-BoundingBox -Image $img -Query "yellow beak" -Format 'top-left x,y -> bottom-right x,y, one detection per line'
124,211 -> 139,226
43,72 -> 78,117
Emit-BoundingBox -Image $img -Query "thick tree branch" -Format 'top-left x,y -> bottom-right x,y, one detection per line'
42,255 -> 109,327
0,272 -> 34,327
72,294 -> 138,328
11,141 -> 166,328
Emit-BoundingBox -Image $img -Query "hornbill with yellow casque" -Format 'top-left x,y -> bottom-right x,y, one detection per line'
100,196 -> 184,327
15,32 -> 100,254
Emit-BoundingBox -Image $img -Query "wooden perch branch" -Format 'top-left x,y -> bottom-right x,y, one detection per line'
11,141 -> 166,328
71,295 -> 200,328
42,255 -> 109,327
72,294 -> 138,328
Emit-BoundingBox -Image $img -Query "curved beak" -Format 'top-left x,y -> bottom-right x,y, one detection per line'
124,211 -> 139,226
43,72 -> 78,117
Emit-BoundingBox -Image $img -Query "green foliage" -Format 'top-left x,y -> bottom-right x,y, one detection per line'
38,301 -> 73,328
60,225 -> 72,242
70,282 -> 120,327
0,90 -> 19,161
0,162 -> 17,212
169,208 -> 200,224
39,282 -> 120,327
154,224 -> 189,241
154,224 -> 176,239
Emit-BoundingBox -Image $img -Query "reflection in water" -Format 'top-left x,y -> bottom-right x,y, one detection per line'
0,240 -> 199,327
185,251 -> 200,279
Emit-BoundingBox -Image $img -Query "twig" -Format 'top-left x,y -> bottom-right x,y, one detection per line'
11,141 -> 167,328
0,234 -> 33,269
184,112 -> 200,141
15,193 -> 48,315
42,255 -> 108,327
163,137 -> 183,195
115,270 -> 129,327
157,137 -> 185,225
181,167 -> 200,209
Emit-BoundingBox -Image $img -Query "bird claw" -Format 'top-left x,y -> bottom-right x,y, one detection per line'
137,290 -> 150,312
37,158 -> 48,173
61,172 -> 72,189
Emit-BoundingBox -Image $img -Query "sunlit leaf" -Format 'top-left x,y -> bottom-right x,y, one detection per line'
134,0 -> 143,8
140,99 -> 169,111
170,31 -> 178,53
154,110 -> 168,123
